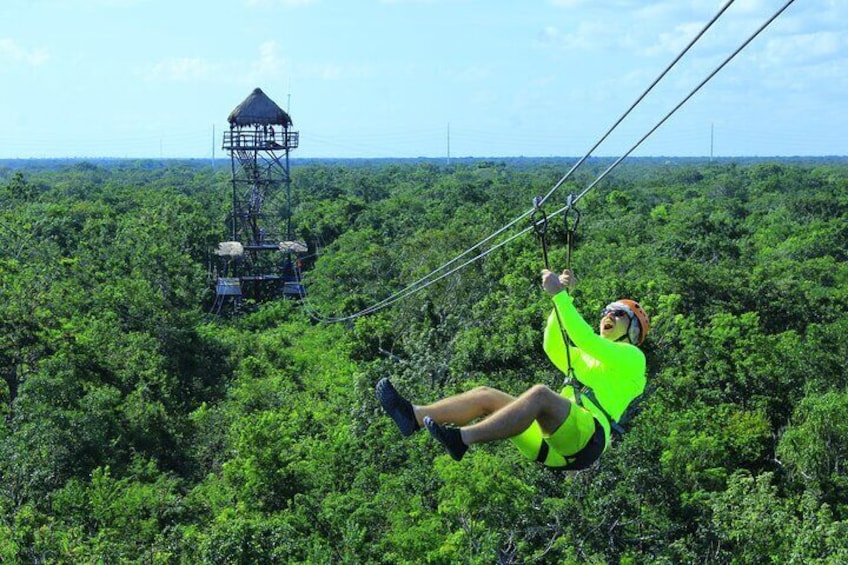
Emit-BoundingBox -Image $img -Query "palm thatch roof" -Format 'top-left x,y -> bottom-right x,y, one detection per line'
227,88 -> 292,127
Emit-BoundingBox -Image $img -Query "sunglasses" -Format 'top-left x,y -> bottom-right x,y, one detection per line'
601,308 -> 630,320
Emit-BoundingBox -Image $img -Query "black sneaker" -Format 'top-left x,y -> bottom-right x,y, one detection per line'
375,378 -> 420,437
423,416 -> 468,461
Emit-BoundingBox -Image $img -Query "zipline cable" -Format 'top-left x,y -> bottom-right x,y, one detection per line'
562,0 -> 797,208
535,0 -> 737,209
499,0 -> 800,244
297,208 -> 535,323
492,0 -> 802,242
300,3 -> 743,324
302,0 -> 795,323
354,0 -> 738,305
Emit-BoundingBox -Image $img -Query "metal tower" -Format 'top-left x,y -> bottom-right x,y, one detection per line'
211,87 -> 306,314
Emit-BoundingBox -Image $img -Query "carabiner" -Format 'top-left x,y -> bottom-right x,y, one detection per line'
563,193 -> 581,234
531,196 -> 549,239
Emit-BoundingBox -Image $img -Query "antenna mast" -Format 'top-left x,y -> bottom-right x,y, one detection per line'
447,123 -> 451,165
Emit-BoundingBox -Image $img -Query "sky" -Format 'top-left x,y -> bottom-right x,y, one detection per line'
1,0 -> 845,159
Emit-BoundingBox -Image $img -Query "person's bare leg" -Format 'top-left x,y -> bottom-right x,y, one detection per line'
460,384 -> 571,445
413,386 -> 515,427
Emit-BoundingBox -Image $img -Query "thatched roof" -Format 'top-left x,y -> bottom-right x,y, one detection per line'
227,88 -> 292,127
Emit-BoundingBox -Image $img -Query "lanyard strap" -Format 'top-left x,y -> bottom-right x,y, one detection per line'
532,196 -> 580,384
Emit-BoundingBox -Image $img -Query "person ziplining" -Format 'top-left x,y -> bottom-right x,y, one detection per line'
369,0 -> 795,470
376,267 -> 648,470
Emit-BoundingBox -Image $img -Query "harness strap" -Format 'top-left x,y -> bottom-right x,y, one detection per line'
574,384 -> 626,435
535,440 -> 549,464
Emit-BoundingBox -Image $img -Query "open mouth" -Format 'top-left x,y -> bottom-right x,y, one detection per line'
602,319 -> 615,331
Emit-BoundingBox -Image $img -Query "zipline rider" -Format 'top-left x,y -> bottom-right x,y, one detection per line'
376,268 -> 649,471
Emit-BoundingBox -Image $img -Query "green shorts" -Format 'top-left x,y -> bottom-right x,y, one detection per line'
510,403 -> 606,470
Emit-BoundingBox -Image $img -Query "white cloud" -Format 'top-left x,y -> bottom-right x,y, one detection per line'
0,38 -> 49,66
251,40 -> 285,77
548,0 -> 588,8
144,57 -> 217,82
763,31 -> 841,65
732,0 -> 772,15
641,21 -> 705,57
447,65 -> 492,83
51,0 -> 153,6
298,61 -> 375,82
245,0 -> 315,6
142,42 -> 295,85
244,41 -> 375,83
757,31 -> 848,92
549,0 -> 657,10
536,22 -> 606,51
92,0 -> 152,6
538,2 -> 685,54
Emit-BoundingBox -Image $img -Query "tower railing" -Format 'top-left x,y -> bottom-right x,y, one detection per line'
223,129 -> 299,151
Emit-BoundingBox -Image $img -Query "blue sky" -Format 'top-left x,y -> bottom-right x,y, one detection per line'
1,0 -> 844,159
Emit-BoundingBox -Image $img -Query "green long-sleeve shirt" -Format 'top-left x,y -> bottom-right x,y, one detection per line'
543,291 -> 646,446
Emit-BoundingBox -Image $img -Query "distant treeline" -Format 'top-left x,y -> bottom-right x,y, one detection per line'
3,154 -> 847,173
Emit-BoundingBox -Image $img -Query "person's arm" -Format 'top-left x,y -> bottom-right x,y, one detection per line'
548,291 -> 619,358
541,267 -> 631,367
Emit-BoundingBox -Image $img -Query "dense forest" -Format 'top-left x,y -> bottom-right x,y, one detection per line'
1,157 -> 847,564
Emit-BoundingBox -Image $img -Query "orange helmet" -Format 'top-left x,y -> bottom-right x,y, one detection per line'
604,299 -> 650,346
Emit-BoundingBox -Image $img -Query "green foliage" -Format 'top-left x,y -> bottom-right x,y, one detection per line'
1,158 -> 847,562
710,471 -> 848,563
777,391 -> 848,504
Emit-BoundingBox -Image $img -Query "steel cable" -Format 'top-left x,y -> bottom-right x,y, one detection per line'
301,0 -> 795,323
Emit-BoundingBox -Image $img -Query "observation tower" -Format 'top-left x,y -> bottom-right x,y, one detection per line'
211,87 -> 306,314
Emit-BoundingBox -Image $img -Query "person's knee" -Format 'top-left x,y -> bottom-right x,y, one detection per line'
472,386 -> 505,411
472,386 -> 513,414
526,384 -> 570,428
527,384 -> 556,401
